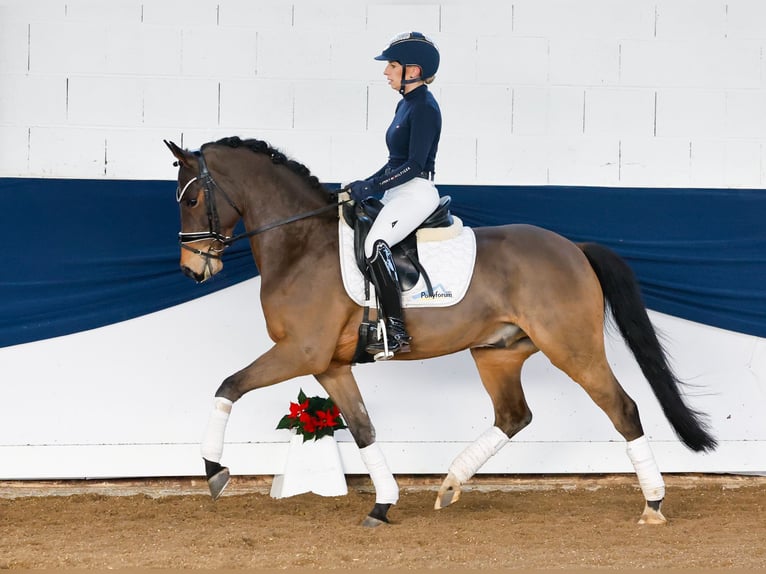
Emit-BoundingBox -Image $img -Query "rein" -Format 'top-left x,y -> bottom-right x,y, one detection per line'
177,150 -> 346,259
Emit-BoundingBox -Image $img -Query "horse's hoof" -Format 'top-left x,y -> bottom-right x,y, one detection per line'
207,466 -> 231,500
434,472 -> 462,510
638,502 -> 667,525
361,515 -> 389,528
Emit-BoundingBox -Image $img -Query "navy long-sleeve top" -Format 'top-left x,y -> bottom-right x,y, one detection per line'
367,84 -> 442,193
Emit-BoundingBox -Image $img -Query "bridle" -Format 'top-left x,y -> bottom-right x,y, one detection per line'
176,150 -> 344,260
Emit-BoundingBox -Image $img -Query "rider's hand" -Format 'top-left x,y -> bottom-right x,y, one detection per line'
347,180 -> 373,203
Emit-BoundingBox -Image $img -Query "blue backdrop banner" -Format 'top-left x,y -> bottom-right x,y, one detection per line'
2,178 -> 764,347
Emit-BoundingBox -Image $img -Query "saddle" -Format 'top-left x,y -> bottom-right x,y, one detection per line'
342,196 -> 454,295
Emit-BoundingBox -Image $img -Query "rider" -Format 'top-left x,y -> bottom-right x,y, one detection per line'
347,31 -> 442,359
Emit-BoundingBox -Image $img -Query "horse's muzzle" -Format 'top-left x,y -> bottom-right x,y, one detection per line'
181,264 -> 207,283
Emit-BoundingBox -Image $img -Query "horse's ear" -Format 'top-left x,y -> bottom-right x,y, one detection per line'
164,139 -> 196,169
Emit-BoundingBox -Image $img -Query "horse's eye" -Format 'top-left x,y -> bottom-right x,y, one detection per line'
185,197 -> 198,207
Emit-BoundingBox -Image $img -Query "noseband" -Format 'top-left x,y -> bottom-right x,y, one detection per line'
177,150 -> 344,260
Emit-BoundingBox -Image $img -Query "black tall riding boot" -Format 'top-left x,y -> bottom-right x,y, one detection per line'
366,240 -> 412,359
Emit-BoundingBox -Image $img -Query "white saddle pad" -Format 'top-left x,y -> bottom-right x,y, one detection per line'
338,213 -> 477,308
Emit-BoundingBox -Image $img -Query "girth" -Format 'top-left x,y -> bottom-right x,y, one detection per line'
342,195 -> 453,293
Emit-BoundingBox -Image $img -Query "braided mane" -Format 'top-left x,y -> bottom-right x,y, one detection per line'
206,136 -> 333,201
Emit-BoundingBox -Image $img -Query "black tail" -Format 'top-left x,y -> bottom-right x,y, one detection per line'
580,243 -> 717,452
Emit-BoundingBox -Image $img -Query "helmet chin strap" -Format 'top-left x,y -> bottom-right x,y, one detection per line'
399,65 -> 422,95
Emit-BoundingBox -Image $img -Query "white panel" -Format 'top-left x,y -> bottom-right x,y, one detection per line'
28,21 -> 107,74
0,75 -> 66,125
432,34 -> 478,85
620,39 -> 761,89
266,131 -> 333,183
181,128 -> 256,151
725,90 -> 766,138
691,140 -> 763,190
0,19 -> 29,74
331,32 -> 395,82
293,1 -> 367,31
142,78 -> 219,128
430,134 -> 476,185
477,36 -> 548,85
440,3 -> 513,35
5,440 -> 764,480
619,137 -> 691,187
689,140 -> 726,188
330,132 -> 388,184
67,76 -> 143,127
293,81 -> 367,132
105,24 -> 182,76
219,79 -> 293,130
217,0 -> 293,29
655,0 -> 726,39
141,0 -> 217,26
256,30 -> 331,80
63,0 -> 142,23
367,84 -> 399,133
513,87 -> 583,137
546,136 -> 620,186
477,135 -> 549,185
549,38 -> 620,86
28,126 -> 106,177
0,126 -> 29,175
726,0 -> 766,38
364,4 -> 440,34
656,89 -> 726,138
0,0 -> 66,23
585,88 -> 654,137
513,0 -> 655,39
719,140 -> 763,188
105,128 -> 183,180
762,143 -> 766,187
181,27 -> 257,77
440,84 -> 512,136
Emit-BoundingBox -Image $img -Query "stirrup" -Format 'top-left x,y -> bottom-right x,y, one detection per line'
366,319 -> 411,361
368,319 -> 397,361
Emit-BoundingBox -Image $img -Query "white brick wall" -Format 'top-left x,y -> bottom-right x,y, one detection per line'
0,0 -> 764,187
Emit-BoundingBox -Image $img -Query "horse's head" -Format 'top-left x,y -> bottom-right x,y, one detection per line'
165,140 -> 242,283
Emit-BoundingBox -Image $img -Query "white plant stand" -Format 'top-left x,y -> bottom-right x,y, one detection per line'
270,434 -> 348,498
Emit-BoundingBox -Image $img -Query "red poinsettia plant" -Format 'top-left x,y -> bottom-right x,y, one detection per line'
276,389 -> 347,442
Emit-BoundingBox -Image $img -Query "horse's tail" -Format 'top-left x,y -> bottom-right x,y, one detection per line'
579,242 -> 717,452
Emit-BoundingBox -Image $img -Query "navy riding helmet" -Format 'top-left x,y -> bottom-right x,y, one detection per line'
374,31 -> 440,94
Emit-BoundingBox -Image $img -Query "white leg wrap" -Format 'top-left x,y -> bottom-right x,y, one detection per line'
449,426 -> 509,483
359,442 -> 399,504
626,435 -> 665,501
200,397 -> 232,463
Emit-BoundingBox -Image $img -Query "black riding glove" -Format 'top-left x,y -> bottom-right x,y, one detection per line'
348,180 -> 374,203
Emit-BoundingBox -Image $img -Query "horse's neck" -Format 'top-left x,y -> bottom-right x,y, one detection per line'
241,178 -> 335,279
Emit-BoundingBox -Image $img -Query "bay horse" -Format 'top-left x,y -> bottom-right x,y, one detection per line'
165,136 -> 716,527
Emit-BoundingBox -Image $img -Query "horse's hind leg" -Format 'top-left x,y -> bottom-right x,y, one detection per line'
543,334 -> 667,524
577,363 -> 667,524
315,364 -> 398,528
436,344 -> 535,510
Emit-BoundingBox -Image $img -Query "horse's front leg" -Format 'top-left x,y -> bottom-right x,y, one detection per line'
316,363 -> 398,527
200,340 -> 325,499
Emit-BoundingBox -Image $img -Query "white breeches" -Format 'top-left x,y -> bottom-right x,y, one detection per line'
364,177 -> 440,258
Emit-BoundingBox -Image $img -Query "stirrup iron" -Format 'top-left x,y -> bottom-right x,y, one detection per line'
373,319 -> 395,361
